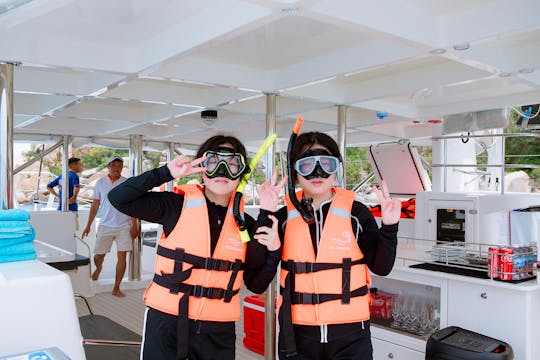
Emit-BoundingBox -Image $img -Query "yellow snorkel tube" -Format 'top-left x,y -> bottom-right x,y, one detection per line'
233,133 -> 277,242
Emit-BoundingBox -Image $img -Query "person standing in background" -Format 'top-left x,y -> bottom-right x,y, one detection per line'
47,157 -> 83,229
82,156 -> 138,297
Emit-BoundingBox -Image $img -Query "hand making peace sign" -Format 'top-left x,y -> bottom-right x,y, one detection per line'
258,171 -> 287,212
372,180 -> 401,225
167,155 -> 207,179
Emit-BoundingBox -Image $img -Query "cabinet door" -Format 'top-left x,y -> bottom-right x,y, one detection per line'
372,338 -> 424,360
447,280 -> 527,359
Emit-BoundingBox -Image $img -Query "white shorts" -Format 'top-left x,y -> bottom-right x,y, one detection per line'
94,225 -> 133,254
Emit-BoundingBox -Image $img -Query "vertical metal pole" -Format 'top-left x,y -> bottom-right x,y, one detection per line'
337,105 -> 347,189
443,138 -> 448,192
61,136 -> 71,212
265,93 -> 277,360
0,62 -> 15,209
166,143 -> 175,192
500,134 -> 505,195
129,135 -> 143,280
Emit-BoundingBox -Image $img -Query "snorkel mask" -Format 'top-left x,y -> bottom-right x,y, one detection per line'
294,149 -> 340,179
201,147 -> 248,180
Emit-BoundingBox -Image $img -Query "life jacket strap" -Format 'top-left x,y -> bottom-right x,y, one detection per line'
157,245 -> 245,271
280,258 -> 365,273
153,274 -> 240,300
280,285 -> 368,305
278,268 -> 297,358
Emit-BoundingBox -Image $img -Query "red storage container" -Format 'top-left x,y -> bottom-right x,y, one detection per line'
243,294 -> 265,355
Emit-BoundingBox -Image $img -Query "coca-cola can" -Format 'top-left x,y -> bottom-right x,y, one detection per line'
488,247 -> 500,279
500,248 -> 514,281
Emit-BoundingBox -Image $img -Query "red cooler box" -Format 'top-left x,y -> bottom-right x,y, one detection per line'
243,294 -> 265,355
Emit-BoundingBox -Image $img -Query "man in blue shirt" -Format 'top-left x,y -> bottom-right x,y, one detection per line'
47,157 -> 83,211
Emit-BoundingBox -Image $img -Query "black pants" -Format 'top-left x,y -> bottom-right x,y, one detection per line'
142,307 -> 236,360
279,321 -> 373,360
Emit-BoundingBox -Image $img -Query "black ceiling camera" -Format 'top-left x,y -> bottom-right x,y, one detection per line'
201,110 -> 218,126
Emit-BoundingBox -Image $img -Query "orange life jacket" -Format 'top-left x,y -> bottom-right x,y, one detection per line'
279,187 -> 371,326
143,184 -> 246,322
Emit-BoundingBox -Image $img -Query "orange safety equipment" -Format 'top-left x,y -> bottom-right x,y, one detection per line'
278,188 -> 370,356
143,184 -> 246,358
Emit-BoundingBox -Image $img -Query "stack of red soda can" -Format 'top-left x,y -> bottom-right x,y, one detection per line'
488,245 -> 537,281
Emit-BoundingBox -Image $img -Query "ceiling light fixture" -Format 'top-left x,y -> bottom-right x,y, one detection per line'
281,7 -> 300,13
453,43 -> 470,51
429,48 -> 446,55
518,68 -> 534,74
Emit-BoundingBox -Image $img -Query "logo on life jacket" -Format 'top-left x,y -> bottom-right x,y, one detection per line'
225,237 -> 244,252
329,231 -> 352,251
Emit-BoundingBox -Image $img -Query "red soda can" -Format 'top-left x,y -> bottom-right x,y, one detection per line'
500,248 -> 514,281
488,247 -> 500,279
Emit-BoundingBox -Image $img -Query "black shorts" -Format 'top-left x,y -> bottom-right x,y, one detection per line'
279,321 -> 373,360
141,307 -> 236,360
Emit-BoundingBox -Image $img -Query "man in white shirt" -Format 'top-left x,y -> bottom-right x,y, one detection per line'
82,156 -> 138,297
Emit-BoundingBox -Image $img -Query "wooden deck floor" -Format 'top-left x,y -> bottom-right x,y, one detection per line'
75,287 -> 266,360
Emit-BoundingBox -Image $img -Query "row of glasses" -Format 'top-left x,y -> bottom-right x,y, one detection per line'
390,293 -> 439,337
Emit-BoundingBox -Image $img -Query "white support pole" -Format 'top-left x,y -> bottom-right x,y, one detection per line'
264,93 -> 277,360
0,62 -> 15,209
129,134 -> 143,280
60,136 -> 71,212
337,105 -> 347,189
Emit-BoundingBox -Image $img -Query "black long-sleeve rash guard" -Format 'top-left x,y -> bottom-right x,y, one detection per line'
253,197 -> 398,293
108,165 -> 280,294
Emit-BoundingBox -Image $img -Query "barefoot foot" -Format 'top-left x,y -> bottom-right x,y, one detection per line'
112,289 -> 126,297
91,266 -> 102,281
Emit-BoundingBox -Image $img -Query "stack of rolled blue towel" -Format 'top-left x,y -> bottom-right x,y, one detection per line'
0,209 -> 36,263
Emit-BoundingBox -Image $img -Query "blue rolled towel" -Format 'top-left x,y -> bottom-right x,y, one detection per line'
0,241 -> 35,256
0,220 -> 34,233
0,228 -> 35,246
0,252 -> 36,263
0,209 -> 30,221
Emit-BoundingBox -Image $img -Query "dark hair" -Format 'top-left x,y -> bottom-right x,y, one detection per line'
68,157 -> 81,166
196,135 -> 250,176
289,132 -> 342,181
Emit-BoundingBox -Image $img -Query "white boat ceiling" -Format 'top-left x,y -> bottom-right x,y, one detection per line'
2,0 -> 540,152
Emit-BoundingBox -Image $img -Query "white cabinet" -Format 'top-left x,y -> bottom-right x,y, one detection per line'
371,267 -> 540,360
372,337 -> 423,360
447,279 -> 539,360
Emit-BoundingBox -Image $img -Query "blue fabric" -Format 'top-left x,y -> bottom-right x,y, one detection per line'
0,228 -> 35,245
0,209 -> 30,221
0,224 -> 34,238
0,241 -> 35,256
47,170 -> 80,211
0,220 -> 33,231
0,252 -> 36,263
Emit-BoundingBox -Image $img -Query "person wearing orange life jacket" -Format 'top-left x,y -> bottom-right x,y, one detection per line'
256,132 -> 401,360
108,135 -> 285,360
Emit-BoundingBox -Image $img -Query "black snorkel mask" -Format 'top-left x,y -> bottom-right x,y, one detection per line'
295,149 -> 340,180
201,147 -> 248,180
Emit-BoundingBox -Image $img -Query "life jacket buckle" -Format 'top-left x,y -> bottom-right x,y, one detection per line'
301,293 -> 320,304
192,285 -> 204,297
296,262 -> 314,273
204,257 -> 215,270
